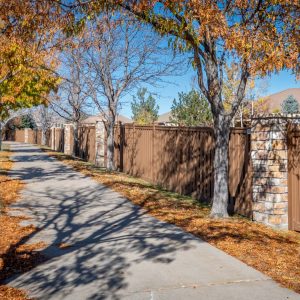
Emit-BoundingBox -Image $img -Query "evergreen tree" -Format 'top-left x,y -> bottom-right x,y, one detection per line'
171,90 -> 212,126
281,95 -> 299,114
19,115 -> 36,129
131,88 -> 159,125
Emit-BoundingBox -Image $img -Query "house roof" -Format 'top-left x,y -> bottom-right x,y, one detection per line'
81,113 -> 133,124
156,111 -> 172,123
264,88 -> 300,112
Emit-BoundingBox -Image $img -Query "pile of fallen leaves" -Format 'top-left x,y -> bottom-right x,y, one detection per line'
0,151 -> 23,209
0,286 -> 30,300
0,149 -> 45,300
46,149 -> 300,294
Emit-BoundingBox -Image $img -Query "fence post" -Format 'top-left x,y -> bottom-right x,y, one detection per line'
95,121 -> 105,167
51,127 -> 55,150
54,127 -> 59,151
41,130 -> 46,146
251,116 -> 289,229
64,124 -> 72,155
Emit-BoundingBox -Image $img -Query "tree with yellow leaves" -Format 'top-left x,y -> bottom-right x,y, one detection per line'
70,0 -> 299,217
0,0 -> 65,148
223,63 -> 269,126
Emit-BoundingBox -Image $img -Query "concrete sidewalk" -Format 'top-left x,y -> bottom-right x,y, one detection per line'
5,142 -> 300,300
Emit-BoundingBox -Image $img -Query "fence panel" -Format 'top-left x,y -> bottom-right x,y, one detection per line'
78,126 -> 96,163
54,128 -> 64,152
46,129 -> 51,147
230,128 -> 252,216
118,125 -> 216,201
27,129 -> 36,144
115,124 -> 252,215
288,126 -> 300,231
15,130 -> 25,143
4,129 -> 16,141
36,130 -> 42,145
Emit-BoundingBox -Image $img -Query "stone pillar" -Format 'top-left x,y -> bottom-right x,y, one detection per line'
51,127 -> 55,150
24,128 -> 29,143
251,117 -> 288,229
64,124 -> 72,155
41,130 -> 46,146
95,121 -> 106,167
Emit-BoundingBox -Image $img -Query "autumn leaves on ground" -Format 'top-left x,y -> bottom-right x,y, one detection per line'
45,150 -> 300,294
1,147 -> 300,298
0,148 -> 44,300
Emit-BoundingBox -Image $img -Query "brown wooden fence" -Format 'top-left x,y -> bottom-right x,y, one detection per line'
78,126 -> 96,163
6,129 -> 50,146
53,128 -> 64,152
6,120 -> 300,229
5,124 -> 252,216
4,129 -> 16,142
27,130 -> 35,144
114,124 -> 252,216
15,129 -> 25,143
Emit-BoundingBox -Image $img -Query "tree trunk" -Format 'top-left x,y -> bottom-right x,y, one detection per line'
106,118 -> 115,171
0,122 -> 2,151
210,114 -> 230,218
0,121 -> 2,212
73,121 -> 79,157
240,110 -> 243,127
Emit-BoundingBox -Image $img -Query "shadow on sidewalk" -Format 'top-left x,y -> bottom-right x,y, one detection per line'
4,143 -> 198,300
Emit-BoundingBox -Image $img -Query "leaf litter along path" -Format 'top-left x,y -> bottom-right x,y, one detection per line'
0,146 -> 45,300
4,142 -> 300,300
44,148 -> 300,295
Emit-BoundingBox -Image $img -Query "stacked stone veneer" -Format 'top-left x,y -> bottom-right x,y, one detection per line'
95,121 -> 105,167
251,117 -> 288,229
64,124 -> 72,155
51,127 -> 55,150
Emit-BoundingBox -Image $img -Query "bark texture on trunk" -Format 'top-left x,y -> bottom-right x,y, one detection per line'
210,114 -> 230,218
0,122 -> 2,151
106,120 -> 115,171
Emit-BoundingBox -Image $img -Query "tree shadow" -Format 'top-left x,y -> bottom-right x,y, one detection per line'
4,143 -> 197,299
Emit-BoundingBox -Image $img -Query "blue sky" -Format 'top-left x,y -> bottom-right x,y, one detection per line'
119,70 -> 300,119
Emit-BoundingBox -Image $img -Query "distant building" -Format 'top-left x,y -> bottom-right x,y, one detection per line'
156,89 -> 300,126
81,113 -> 133,124
155,111 -> 174,125
264,88 -> 300,113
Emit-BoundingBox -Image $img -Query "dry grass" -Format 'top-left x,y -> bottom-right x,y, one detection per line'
45,149 -> 300,294
0,148 -> 46,300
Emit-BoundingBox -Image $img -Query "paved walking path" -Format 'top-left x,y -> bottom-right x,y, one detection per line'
4,142 -> 300,300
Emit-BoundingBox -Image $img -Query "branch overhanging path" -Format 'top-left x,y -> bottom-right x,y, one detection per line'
4,141 -> 300,300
